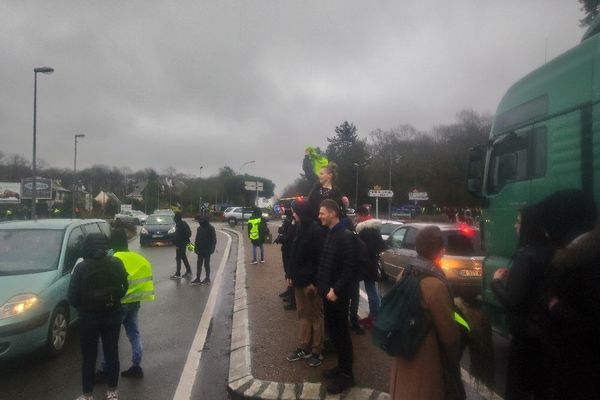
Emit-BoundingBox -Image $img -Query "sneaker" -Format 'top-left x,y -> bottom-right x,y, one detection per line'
121,365 -> 143,379
182,272 -> 193,279
279,289 -> 290,298
250,260 -> 258,265
200,279 -> 211,285
286,348 -> 311,362
191,278 -> 202,286
94,369 -> 106,384
105,389 -> 119,400
307,353 -> 323,367
326,372 -> 354,394
260,259 -> 265,263
75,395 -> 94,400
170,274 -> 182,280
322,366 -> 341,379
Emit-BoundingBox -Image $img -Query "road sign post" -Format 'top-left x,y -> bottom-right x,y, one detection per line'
368,189 -> 394,219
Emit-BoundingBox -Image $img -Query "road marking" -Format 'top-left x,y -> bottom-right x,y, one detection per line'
172,230 -> 233,400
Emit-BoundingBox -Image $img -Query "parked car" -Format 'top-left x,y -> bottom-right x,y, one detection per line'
0,218 -> 111,360
378,219 -> 404,241
380,223 -> 484,300
114,209 -> 148,225
140,214 -> 176,246
223,207 -> 263,226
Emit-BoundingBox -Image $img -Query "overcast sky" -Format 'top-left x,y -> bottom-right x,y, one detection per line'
0,1 -> 587,195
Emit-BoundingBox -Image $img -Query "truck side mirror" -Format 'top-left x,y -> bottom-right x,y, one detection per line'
466,145 -> 485,197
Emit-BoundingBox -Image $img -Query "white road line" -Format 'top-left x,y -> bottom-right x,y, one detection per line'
172,230 -> 233,400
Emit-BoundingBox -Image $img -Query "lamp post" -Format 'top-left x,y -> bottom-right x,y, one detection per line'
31,66 -> 54,220
72,134 -> 85,218
388,154 -> 402,219
238,160 -> 255,230
353,162 -> 360,209
198,166 -> 204,214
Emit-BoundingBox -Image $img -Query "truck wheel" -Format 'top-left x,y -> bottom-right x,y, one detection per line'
46,305 -> 69,358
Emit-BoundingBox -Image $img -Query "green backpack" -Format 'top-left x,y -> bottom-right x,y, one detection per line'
372,267 -> 431,358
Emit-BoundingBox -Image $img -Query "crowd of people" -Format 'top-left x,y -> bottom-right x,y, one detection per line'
269,150 -> 600,399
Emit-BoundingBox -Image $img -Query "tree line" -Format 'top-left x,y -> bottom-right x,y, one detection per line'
0,154 -> 275,216
281,109 -> 492,210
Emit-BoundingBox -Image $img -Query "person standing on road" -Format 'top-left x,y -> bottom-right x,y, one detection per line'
316,199 -> 357,394
275,208 -> 297,309
247,208 -> 267,264
355,207 -> 386,329
192,215 -> 217,285
170,212 -> 193,279
96,228 -> 155,383
389,226 -> 463,400
68,233 -> 128,400
491,205 -> 554,400
285,199 -> 325,366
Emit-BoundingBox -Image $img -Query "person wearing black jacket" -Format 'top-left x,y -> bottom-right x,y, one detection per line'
275,208 -> 297,308
68,233 -> 128,400
192,215 -> 217,285
285,199 -> 325,366
491,205 -> 554,400
170,212 -> 192,279
316,199 -> 357,394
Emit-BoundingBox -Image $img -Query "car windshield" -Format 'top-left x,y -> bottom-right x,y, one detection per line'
443,230 -> 484,256
380,223 -> 401,236
0,229 -> 64,275
146,215 -> 174,225
131,210 -> 145,215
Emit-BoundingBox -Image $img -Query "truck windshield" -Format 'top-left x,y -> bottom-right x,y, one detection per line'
0,229 -> 63,275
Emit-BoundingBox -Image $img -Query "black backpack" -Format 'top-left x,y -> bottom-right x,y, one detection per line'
372,267 -> 431,358
80,259 -> 125,312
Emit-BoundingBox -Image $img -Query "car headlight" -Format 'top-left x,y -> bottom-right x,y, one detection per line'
167,227 -> 176,234
0,294 -> 39,320
140,227 -> 148,234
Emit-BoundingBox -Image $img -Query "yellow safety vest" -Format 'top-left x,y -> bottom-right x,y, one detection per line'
248,217 -> 261,241
113,251 -> 155,303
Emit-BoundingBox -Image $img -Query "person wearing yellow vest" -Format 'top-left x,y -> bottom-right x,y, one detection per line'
247,208 -> 268,264
97,228 -> 154,382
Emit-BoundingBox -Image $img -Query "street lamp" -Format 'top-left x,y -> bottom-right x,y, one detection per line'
198,166 -> 204,214
353,163 -> 360,209
72,134 -> 85,218
31,66 -> 54,220
238,160 -> 255,230
388,154 -> 402,219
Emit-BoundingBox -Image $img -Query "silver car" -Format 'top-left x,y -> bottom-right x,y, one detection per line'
114,210 -> 148,225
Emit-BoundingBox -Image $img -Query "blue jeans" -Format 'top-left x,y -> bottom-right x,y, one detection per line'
364,280 -> 380,318
252,243 -> 264,262
101,302 -> 142,370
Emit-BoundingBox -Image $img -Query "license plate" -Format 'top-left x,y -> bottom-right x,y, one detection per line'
459,269 -> 482,277
152,234 -> 163,238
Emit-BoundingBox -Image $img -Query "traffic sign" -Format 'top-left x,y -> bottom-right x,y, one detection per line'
368,189 -> 393,198
245,181 -> 264,191
408,191 -> 429,201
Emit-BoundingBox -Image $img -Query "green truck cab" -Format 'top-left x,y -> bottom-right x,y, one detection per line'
467,22 -> 600,334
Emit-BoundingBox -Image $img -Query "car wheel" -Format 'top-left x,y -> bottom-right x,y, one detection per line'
46,305 -> 68,357
228,217 -> 237,227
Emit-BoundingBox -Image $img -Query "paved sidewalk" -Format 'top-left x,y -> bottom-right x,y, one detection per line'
226,226 -> 500,400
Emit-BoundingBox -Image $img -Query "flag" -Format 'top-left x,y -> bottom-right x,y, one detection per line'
305,146 -> 329,175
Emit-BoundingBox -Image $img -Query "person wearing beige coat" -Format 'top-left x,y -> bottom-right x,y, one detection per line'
389,226 -> 463,400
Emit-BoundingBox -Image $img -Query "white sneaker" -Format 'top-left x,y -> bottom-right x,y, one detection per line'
106,389 -> 118,400
75,395 -> 94,400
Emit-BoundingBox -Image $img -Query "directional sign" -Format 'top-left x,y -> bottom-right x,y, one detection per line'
408,191 -> 429,201
368,189 -> 393,198
244,181 -> 264,191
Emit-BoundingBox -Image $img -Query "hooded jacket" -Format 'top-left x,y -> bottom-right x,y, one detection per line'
288,219 -> 324,287
195,219 -> 217,255
67,233 -> 128,314
356,219 -> 387,281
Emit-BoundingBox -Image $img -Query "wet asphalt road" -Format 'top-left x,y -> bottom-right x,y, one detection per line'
0,221 -> 238,400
